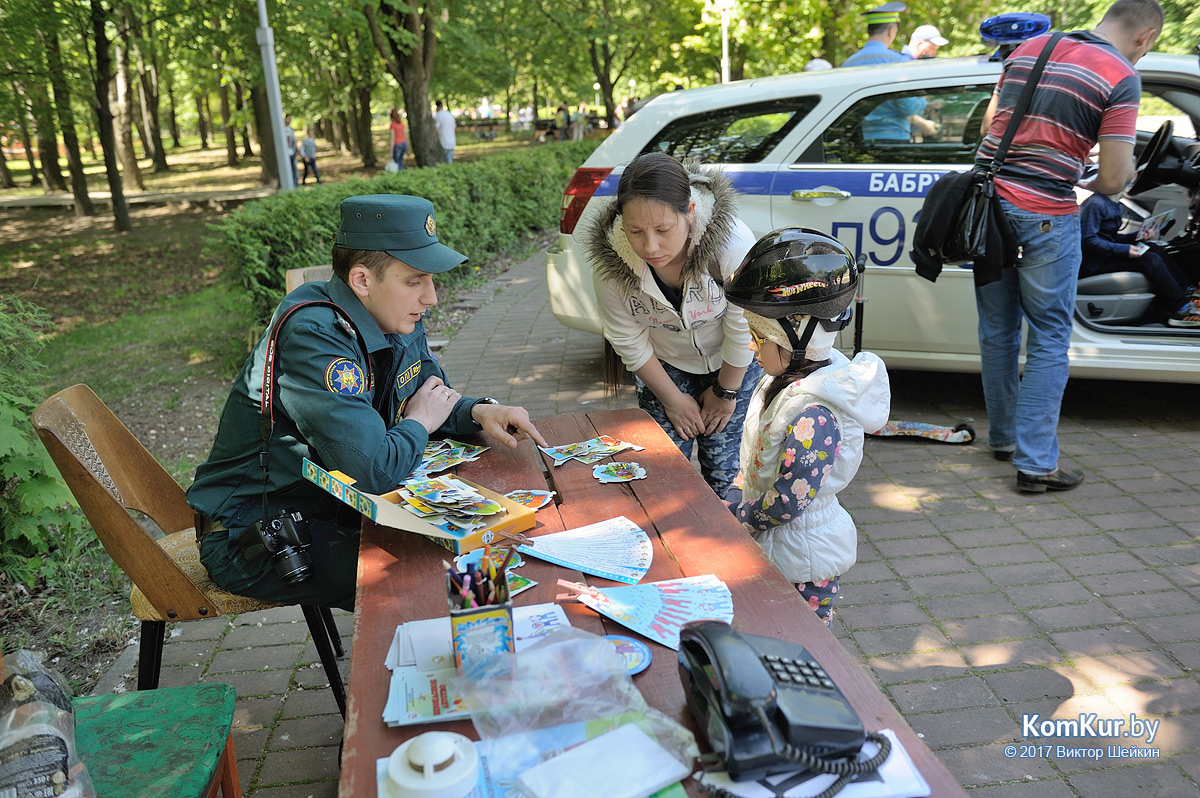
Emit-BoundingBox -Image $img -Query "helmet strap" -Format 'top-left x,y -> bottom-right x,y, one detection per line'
783,316 -> 820,369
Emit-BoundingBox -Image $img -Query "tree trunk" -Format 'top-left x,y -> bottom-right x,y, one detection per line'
215,51 -> 237,166
133,25 -> 168,171
132,82 -> 151,161
27,78 -> 69,192
11,84 -> 40,187
355,85 -> 375,166
0,147 -> 15,189
44,31 -> 96,216
249,83 -> 278,186
195,92 -> 209,149
342,107 -> 359,157
113,38 -> 145,190
364,1 -> 445,167
233,80 -> 253,158
90,0 -> 131,232
166,73 -> 181,147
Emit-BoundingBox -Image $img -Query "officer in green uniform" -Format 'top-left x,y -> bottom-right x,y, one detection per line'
188,194 -> 547,610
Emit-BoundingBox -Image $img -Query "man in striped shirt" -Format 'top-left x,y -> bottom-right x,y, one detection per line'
972,0 -> 1163,493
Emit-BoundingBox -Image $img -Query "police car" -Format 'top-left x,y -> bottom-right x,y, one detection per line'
546,44 -> 1200,384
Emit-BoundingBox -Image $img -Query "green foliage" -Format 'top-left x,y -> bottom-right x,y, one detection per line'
0,297 -> 86,585
216,141 -> 600,321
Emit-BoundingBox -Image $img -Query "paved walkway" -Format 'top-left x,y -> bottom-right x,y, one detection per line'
94,251 -> 1200,797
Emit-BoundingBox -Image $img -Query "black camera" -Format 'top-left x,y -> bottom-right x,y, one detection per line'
252,509 -> 312,584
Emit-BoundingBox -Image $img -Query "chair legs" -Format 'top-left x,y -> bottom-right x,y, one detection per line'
302,604 -> 347,718
320,606 -> 344,657
137,619 -> 166,690
210,731 -> 242,798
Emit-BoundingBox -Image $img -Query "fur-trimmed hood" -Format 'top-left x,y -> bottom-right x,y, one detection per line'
585,161 -> 741,296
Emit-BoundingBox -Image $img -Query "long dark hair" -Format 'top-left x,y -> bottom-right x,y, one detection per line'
601,153 -> 695,397
761,355 -> 830,407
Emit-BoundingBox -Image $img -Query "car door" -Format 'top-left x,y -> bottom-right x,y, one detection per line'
770,80 -> 998,369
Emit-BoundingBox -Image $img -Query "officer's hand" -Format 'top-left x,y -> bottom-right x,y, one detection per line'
472,403 -> 548,449
404,377 -> 461,433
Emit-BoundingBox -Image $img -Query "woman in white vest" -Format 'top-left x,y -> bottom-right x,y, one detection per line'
724,228 -> 891,626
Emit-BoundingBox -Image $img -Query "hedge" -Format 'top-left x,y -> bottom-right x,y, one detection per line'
215,141 -> 601,322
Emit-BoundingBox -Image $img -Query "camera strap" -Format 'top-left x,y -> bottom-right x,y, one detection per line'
257,300 -> 372,524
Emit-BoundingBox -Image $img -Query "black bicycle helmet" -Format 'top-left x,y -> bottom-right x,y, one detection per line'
725,227 -> 859,366
725,227 -> 858,320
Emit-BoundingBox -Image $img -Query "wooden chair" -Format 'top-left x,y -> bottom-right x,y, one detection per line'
0,647 -> 241,797
31,384 -> 347,717
285,264 -> 333,294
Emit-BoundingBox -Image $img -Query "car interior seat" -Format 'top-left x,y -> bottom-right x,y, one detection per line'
1075,271 -> 1155,325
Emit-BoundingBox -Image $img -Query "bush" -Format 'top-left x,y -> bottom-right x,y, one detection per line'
215,141 -> 601,322
0,297 -> 86,586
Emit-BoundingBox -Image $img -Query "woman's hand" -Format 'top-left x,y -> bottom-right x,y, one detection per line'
662,391 -> 706,440
699,387 -> 736,435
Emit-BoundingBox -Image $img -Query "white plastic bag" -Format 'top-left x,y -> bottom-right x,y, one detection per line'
460,627 -> 697,791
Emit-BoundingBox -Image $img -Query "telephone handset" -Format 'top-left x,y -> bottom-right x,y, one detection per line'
678,619 -> 889,787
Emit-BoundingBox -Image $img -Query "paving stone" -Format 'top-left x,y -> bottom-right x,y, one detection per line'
983,666 -> 1093,703
868,649 -> 971,684
1002,581 -> 1100,609
1050,625 -> 1155,657
1026,602 -> 1119,632
257,744 -> 342,785
923,592 -> 1017,620
941,614 -> 1038,646
889,675 -> 999,713
937,742 -> 1060,787
1070,651 -> 1187,685
1067,764 -> 1198,797
269,714 -> 344,750
960,638 -> 1065,669
850,624 -> 951,657
907,706 -> 1020,747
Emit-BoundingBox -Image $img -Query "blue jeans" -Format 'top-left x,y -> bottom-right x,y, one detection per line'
634,359 -> 761,497
391,142 -> 407,168
975,198 -> 1080,475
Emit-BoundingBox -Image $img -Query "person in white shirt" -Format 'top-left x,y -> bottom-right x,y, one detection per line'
434,101 -> 457,163
583,153 -> 760,496
901,24 -> 949,59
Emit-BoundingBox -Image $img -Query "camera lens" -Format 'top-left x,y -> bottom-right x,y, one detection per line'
274,546 -> 312,584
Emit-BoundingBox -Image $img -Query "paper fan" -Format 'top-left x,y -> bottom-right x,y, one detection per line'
562,574 -> 733,649
518,516 -> 651,585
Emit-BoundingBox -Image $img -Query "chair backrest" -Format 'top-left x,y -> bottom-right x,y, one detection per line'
285,265 -> 333,294
32,384 -> 214,620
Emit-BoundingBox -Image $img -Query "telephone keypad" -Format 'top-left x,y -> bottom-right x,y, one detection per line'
762,655 -> 837,692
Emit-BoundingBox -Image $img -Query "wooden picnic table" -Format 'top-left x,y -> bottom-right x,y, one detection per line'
337,408 -> 967,797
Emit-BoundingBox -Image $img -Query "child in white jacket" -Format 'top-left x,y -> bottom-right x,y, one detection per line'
724,228 -> 890,625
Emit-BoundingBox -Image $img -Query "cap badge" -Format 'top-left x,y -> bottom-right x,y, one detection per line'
425,214 -> 436,236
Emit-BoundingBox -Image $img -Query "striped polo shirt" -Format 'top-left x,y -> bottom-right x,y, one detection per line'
975,32 -> 1141,215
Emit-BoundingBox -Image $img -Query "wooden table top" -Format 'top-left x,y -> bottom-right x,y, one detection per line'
338,408 -> 966,797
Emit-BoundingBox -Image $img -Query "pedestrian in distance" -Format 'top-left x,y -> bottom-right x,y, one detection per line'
300,129 -> 321,185
389,108 -> 407,169
434,101 -> 457,164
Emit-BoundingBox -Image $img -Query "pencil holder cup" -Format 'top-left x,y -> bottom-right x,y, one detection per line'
449,601 -> 514,676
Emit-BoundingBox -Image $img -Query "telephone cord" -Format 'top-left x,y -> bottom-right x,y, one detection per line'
696,706 -> 892,798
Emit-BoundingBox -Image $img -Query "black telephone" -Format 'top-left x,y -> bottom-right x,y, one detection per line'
679,619 -> 887,785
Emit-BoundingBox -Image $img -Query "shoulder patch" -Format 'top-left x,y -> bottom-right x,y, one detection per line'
325,358 -> 366,395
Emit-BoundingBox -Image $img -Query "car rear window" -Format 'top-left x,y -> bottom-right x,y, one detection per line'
641,97 -> 819,164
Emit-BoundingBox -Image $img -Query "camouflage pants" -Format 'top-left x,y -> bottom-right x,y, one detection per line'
634,359 -> 761,497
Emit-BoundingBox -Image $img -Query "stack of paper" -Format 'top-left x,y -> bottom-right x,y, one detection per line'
572,574 -> 733,650
694,729 -> 931,798
397,475 -> 503,539
539,436 -> 645,466
518,517 -> 652,585
410,438 -> 490,479
382,604 -> 571,727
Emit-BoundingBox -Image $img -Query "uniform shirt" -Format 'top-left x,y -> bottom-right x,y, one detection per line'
975,32 -> 1140,215
187,277 -> 483,545
839,40 -> 912,67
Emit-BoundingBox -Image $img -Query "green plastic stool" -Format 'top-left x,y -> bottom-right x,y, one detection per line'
73,682 -> 240,797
